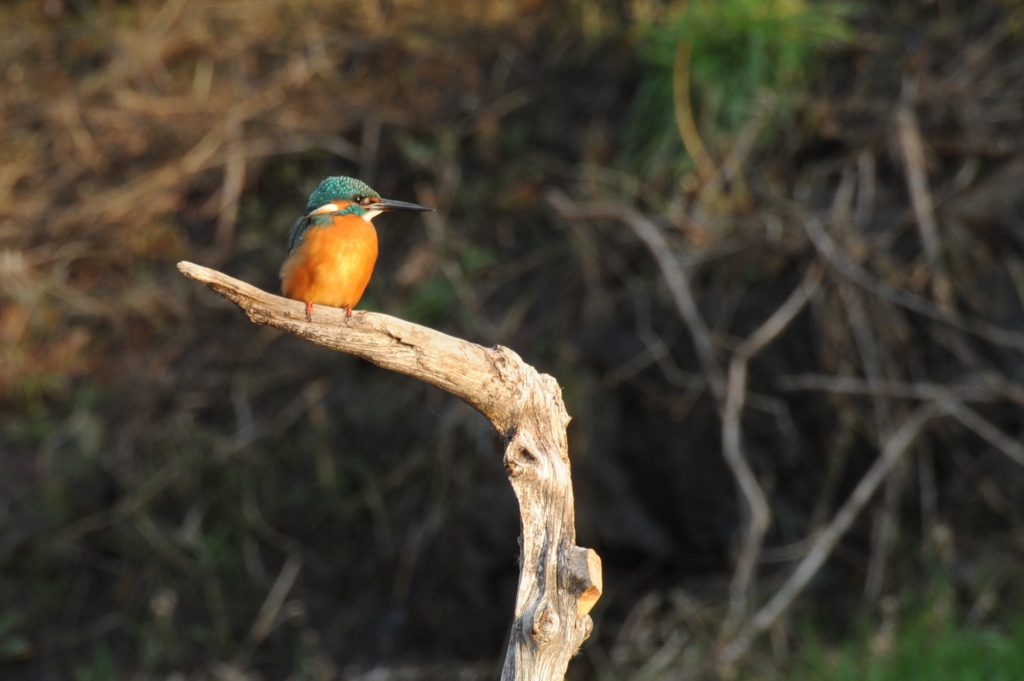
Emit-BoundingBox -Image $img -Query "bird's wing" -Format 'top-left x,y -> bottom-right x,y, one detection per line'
286,214 -> 313,253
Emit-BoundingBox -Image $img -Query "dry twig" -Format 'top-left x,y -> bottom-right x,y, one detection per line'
233,554 -> 304,667
938,400 -> 1024,470
721,264 -> 823,635
672,42 -> 718,184
718,404 -> 940,669
547,191 -> 726,402
777,373 -> 1000,402
804,217 -> 1024,353
896,76 -> 955,310
778,375 -> 1024,469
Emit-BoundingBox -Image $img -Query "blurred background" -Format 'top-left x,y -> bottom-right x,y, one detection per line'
3,0 -> 1024,678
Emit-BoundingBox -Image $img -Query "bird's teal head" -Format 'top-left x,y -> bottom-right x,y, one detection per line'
304,175 -> 431,221
286,176 -> 433,252
305,176 -> 380,214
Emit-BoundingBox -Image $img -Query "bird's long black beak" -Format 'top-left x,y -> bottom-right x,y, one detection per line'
376,198 -> 433,213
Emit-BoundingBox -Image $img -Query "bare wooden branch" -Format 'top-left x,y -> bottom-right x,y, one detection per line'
804,217 -> 1024,353
672,42 -> 718,184
896,76 -> 955,309
778,373 -> 1003,403
717,404 -> 939,670
177,261 -> 600,681
547,191 -> 727,403
940,400 -> 1024,469
721,264 -> 823,636
777,375 -> 1024,469
233,554 -> 304,667
834,283 -> 898,606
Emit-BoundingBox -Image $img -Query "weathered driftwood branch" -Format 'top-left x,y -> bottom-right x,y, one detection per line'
177,261 -> 601,681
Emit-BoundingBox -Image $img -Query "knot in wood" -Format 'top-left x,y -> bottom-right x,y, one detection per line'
531,602 -> 559,645
503,435 -> 539,480
577,615 -> 594,640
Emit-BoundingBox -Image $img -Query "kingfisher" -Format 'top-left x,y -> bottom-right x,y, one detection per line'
280,176 -> 432,320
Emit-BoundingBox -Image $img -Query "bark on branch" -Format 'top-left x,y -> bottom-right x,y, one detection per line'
177,261 -> 601,681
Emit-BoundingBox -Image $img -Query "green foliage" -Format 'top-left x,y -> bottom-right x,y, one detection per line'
460,246 -> 499,275
403,277 -> 458,325
0,612 -> 30,660
74,642 -> 115,681
625,0 -> 852,179
791,612 -> 1024,681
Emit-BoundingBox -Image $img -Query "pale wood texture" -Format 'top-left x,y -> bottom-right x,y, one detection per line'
177,261 -> 601,680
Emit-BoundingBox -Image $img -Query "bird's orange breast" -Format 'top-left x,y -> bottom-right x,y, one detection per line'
280,214 -> 379,311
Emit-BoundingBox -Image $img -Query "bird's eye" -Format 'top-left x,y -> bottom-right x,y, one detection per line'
352,195 -> 364,205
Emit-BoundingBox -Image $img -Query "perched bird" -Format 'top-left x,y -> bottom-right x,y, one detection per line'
280,176 -> 432,319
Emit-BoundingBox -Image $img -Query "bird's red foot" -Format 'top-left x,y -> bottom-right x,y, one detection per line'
344,305 -> 353,318
305,301 -> 313,320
